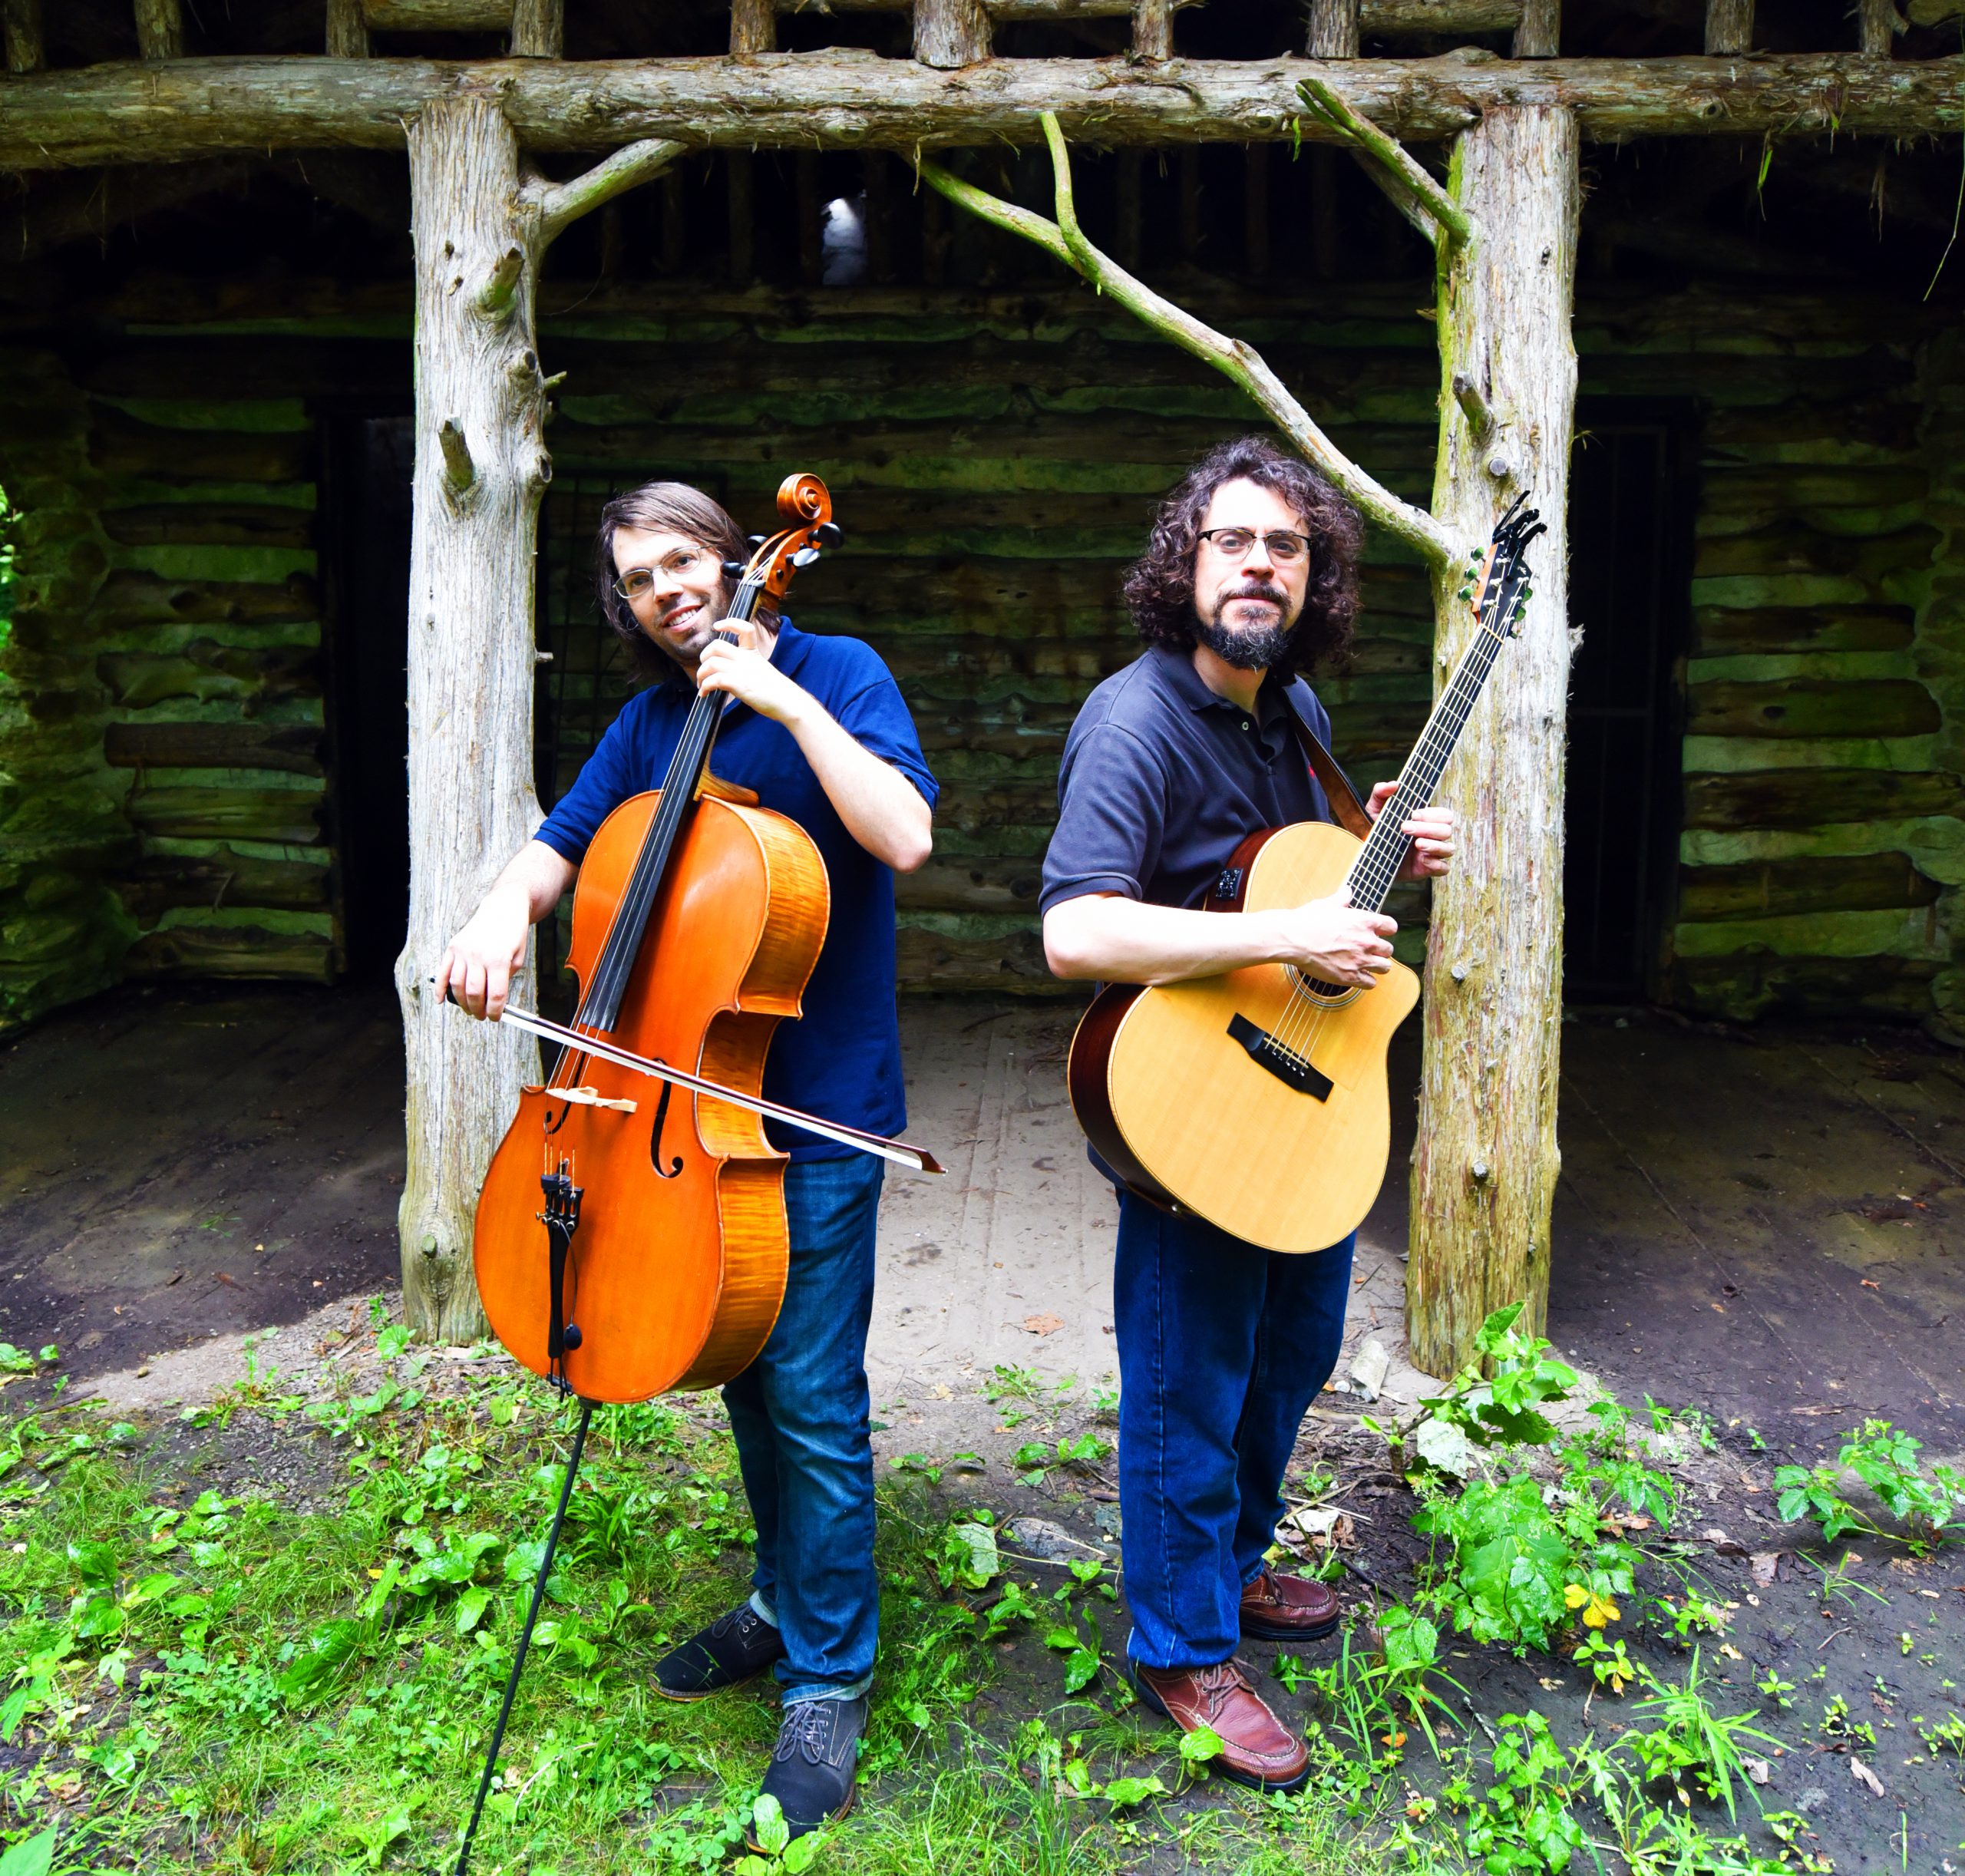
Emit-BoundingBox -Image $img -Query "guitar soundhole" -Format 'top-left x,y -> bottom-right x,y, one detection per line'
1290,968 -> 1359,1007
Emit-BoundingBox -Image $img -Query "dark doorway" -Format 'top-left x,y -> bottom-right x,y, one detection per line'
1562,402 -> 1696,1001
323,415 -> 414,979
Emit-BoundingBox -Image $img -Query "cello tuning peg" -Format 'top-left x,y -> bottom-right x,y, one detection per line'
813,522 -> 843,550
748,533 -> 770,547
791,546 -> 820,569
721,560 -> 746,579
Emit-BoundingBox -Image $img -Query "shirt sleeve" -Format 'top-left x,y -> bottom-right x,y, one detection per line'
1040,721 -> 1167,915
833,669 -> 940,811
535,703 -> 639,865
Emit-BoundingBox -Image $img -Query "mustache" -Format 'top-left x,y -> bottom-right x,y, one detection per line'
1220,583 -> 1288,609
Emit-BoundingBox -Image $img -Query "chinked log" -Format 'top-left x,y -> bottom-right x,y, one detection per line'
83,340 -> 404,400
1692,523 -> 1940,583
120,847 -> 332,917
124,923 -> 334,982
1683,766 -> 1965,827
1,54 -> 1960,172
1685,679 -> 1941,739
895,921 -> 1054,991
1691,604 -> 1914,656
1678,852 -> 1941,921
97,639 -> 319,711
86,570 -> 318,629
104,719 -> 324,775
90,407 -> 316,482
1700,464 -> 1930,512
102,503 -> 316,550
895,856 -> 1043,913
1669,952 -> 1940,1018
126,785 -> 325,844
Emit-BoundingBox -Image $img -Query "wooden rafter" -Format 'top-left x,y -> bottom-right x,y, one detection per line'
2,54 -> 1960,170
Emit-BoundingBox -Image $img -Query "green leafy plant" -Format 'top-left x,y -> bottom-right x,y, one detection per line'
1401,1303 -> 1578,1477
1613,1651 -> 1782,1819
1460,1712 -> 1585,1874
1775,1419 -> 1965,1552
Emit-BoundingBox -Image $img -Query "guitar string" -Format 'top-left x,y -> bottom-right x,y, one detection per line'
1263,577 -> 1521,1067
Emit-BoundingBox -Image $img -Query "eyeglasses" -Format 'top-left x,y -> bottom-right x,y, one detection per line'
613,544 -> 712,601
1197,527 -> 1311,566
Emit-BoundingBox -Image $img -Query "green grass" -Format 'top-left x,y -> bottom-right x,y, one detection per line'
0,1356 -> 1413,1876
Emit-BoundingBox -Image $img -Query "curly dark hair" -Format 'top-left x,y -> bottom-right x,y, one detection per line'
1121,435 -> 1362,679
593,481 -> 773,686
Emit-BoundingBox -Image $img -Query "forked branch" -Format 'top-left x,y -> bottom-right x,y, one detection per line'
916,115 -> 1454,569
524,136 -> 689,249
1296,77 -> 1477,256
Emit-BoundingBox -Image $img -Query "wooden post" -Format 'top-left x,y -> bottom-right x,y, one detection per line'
134,0 -> 183,59
1514,0 -> 1558,57
1134,0 -> 1173,58
1307,0 -> 1359,57
915,0 -> 990,66
510,0 -> 562,56
732,0 -> 776,54
1408,106 -> 1578,1374
1705,0 -> 1752,54
2,0 -> 43,73
325,0 -> 369,55
398,94 -> 550,1343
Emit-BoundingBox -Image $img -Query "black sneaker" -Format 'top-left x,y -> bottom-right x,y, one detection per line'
753,1694 -> 867,1843
653,1602 -> 786,1701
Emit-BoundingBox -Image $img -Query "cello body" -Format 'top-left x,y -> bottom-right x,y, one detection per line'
474,786 -> 829,1404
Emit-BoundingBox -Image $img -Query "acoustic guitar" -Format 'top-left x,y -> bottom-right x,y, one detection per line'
1067,497 -> 1544,1253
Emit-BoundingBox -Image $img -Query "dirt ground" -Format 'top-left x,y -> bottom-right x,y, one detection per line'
3,982 -> 1963,1868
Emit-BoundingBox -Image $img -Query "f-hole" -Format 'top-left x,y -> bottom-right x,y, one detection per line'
649,1077 -> 685,1179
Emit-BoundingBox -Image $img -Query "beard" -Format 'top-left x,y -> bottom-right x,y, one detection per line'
1194,582 -> 1300,671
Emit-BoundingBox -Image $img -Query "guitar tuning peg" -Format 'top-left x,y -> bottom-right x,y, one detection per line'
1457,586 -> 1473,601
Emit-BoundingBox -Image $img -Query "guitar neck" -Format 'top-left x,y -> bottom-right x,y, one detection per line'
1344,619 -> 1508,916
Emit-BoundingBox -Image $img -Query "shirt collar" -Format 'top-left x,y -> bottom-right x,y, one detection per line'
1152,644 -> 1292,724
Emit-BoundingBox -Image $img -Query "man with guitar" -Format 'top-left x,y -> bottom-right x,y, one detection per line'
1041,437 -> 1456,1790
438,481 -> 936,1842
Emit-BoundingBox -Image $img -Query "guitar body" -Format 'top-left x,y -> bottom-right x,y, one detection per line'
1068,819 -> 1418,1254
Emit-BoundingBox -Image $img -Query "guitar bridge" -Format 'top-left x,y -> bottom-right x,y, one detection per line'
1227,1012 -> 1333,1102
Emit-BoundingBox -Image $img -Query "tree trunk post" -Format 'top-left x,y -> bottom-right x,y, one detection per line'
1859,0 -> 1900,55
1514,0 -> 1559,58
325,0 -> 369,56
1307,0 -> 1359,57
510,0 -> 563,57
915,0 -> 991,67
2,0 -> 42,74
398,94 -> 552,1343
1408,106 -> 1578,1375
731,0 -> 776,54
1134,0 -> 1173,59
134,0 -> 183,59
1705,0 -> 1752,54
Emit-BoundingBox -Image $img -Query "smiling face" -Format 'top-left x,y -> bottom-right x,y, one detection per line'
1190,477 -> 1313,667
611,524 -> 731,672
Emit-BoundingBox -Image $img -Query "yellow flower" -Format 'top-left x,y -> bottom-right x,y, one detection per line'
1564,1584 -> 1620,1629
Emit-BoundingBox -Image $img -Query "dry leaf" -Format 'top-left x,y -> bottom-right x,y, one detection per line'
1744,1757 -> 1772,1786
1538,1676 -> 1564,1691
1022,1313 -> 1064,1336
1719,1643 -> 1744,1661
1850,1756 -> 1885,1798
1750,1551 -> 1782,1587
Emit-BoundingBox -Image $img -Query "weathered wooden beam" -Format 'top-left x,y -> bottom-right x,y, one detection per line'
1409,102 -> 1579,1376
1706,0 -> 1752,56
776,0 -> 1192,12
325,0 -> 370,56
105,720 -> 324,775
134,0 -> 183,61
916,0 -> 991,68
1514,0 -> 1557,58
1359,0 -> 1518,32
732,0 -> 775,54
1307,0 -> 1359,58
510,0 -> 561,58
1134,0 -> 1173,59
1861,0 -> 1904,54
5,56 -> 1960,170
365,0 -> 508,26
2,0 -> 43,75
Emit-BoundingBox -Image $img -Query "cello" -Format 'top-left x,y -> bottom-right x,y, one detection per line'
442,474 -> 940,1874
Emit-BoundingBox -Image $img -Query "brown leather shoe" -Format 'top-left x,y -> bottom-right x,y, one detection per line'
1240,1567 -> 1340,1643
1132,1658 -> 1310,1792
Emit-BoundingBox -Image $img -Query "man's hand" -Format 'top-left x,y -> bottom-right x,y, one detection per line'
1270,888 -> 1398,989
695,617 -> 810,725
435,884 -> 532,1020
1366,781 -> 1455,882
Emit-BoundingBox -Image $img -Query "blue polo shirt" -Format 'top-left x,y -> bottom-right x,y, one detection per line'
1041,646 -> 1338,916
535,621 -> 936,1161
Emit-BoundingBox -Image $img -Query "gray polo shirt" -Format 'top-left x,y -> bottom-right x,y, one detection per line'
1040,645 -> 1341,917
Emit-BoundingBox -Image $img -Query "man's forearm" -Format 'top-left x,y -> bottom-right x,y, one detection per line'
493,839 -> 578,926
781,699 -> 933,873
1044,893 -> 1286,986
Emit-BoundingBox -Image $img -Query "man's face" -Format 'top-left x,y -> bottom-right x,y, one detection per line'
613,523 -> 730,670
1191,477 -> 1312,672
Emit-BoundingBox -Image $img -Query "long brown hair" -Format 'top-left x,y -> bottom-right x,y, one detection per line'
1121,436 -> 1362,679
593,481 -> 767,685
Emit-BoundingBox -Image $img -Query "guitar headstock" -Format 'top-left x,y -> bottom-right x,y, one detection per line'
1465,493 -> 1545,643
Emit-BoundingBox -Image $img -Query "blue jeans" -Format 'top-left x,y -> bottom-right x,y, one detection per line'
1112,1191 -> 1355,1671
722,1154 -> 884,1704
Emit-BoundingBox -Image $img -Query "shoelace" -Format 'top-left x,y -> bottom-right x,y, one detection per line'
1189,1662 -> 1253,1725
774,1700 -> 839,1766
712,1606 -> 762,1642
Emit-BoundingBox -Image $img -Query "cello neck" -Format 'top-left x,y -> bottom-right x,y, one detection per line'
573,569 -> 768,1035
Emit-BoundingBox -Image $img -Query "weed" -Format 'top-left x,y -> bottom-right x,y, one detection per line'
1775,1419 -> 1965,1553
1615,1651 -> 1783,1818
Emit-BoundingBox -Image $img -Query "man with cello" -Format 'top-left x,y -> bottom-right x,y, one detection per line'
1041,437 -> 1458,1790
438,481 -> 936,1841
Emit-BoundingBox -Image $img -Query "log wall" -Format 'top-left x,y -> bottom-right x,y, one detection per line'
1,273 -> 1959,1035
